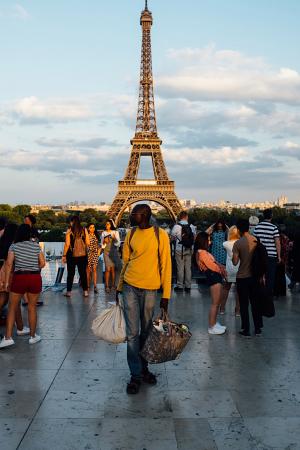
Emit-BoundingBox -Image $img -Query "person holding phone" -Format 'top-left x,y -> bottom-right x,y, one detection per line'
101,220 -> 121,293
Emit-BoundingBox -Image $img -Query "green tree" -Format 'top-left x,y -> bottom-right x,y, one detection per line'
37,210 -> 57,229
39,228 -> 65,242
12,204 -> 31,219
0,204 -> 12,212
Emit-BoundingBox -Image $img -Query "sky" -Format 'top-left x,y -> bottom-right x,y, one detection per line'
1,0 -> 300,205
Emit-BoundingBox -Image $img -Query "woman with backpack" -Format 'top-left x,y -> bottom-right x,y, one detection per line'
62,216 -> 90,298
194,232 -> 227,335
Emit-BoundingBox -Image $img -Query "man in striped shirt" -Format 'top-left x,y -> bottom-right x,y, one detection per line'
253,209 -> 281,298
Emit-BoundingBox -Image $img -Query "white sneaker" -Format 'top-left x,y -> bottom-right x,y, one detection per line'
17,326 -> 30,336
29,334 -> 41,345
216,322 -> 227,330
0,337 -> 15,349
208,324 -> 226,335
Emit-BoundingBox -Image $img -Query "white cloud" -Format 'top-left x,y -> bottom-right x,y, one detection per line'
13,96 -> 93,124
165,146 -> 249,167
271,140 -> 300,160
12,4 -> 30,20
284,141 -> 300,149
157,45 -> 300,105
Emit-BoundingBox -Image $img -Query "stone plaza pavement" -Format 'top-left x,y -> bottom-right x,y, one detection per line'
1,284 -> 300,450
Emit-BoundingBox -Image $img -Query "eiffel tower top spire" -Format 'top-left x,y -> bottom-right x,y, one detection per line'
135,0 -> 158,139
107,3 -> 182,225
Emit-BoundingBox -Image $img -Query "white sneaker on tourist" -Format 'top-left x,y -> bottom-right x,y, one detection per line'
216,322 -> 227,330
17,326 -> 30,336
29,334 -> 41,345
0,337 -> 15,349
208,324 -> 226,335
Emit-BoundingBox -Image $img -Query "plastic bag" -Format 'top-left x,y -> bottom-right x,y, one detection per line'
91,304 -> 126,344
140,314 -> 192,364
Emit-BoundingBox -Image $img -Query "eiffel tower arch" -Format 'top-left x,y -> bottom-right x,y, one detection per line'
107,1 -> 182,225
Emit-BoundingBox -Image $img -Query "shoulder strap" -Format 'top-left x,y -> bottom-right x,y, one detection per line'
154,225 -> 160,245
129,227 -> 137,249
153,226 -> 161,275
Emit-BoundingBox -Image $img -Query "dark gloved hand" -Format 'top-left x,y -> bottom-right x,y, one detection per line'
116,290 -> 121,305
160,298 -> 169,312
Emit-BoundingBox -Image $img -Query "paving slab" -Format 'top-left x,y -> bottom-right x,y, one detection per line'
0,419 -> 31,450
0,285 -> 299,449
19,418 -> 177,450
245,417 -> 300,449
175,418 -> 217,450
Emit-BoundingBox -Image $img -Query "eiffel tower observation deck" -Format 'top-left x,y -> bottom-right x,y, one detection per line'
108,0 -> 182,224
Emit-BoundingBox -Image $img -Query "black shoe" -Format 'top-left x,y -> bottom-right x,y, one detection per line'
142,369 -> 157,385
239,330 -> 251,338
37,301 -> 44,307
174,286 -> 184,292
255,329 -> 262,337
184,287 -> 191,293
126,377 -> 141,395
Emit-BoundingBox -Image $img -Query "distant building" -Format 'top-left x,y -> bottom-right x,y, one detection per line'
277,195 -> 288,207
180,199 -> 197,209
283,203 -> 300,211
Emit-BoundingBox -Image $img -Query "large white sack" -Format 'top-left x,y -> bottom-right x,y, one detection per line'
91,304 -> 127,344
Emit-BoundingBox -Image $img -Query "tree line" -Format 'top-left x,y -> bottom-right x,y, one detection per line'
1,204 -> 299,242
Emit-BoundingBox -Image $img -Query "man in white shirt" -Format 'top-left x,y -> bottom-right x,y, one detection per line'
171,211 -> 196,292
253,209 -> 281,299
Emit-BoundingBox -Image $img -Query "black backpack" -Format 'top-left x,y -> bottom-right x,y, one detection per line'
179,224 -> 194,249
251,238 -> 268,279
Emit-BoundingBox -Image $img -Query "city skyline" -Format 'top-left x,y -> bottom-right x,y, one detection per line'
1,0 -> 300,204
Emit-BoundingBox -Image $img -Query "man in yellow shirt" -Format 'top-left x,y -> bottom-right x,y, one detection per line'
117,204 -> 171,394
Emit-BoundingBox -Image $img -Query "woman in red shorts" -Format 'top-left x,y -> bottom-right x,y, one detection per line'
0,224 -> 45,349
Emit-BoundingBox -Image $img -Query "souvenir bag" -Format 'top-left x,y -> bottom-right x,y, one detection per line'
140,310 -> 192,364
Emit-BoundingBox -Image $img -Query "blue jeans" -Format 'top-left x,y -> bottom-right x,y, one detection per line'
123,283 -> 157,379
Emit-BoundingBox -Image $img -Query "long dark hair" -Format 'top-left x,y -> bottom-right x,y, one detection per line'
71,216 -> 83,236
193,231 -> 209,265
106,219 -> 116,231
87,223 -> 100,241
0,223 -> 18,259
213,219 -> 227,233
14,224 -> 31,244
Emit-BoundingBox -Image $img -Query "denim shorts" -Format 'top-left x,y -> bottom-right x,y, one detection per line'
205,270 -> 223,287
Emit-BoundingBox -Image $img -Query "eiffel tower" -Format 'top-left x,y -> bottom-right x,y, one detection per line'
107,0 -> 182,224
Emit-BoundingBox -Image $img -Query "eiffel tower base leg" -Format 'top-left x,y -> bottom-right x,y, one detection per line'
107,187 -> 181,226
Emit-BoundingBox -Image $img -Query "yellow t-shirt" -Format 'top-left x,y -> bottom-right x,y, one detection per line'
117,226 -> 172,299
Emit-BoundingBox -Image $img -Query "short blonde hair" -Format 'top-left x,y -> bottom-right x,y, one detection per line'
228,225 -> 240,241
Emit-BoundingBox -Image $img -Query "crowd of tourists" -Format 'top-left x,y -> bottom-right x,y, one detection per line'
0,206 -> 299,394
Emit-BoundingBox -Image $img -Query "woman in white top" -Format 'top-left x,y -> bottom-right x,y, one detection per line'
220,226 -> 241,316
100,220 -> 121,293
